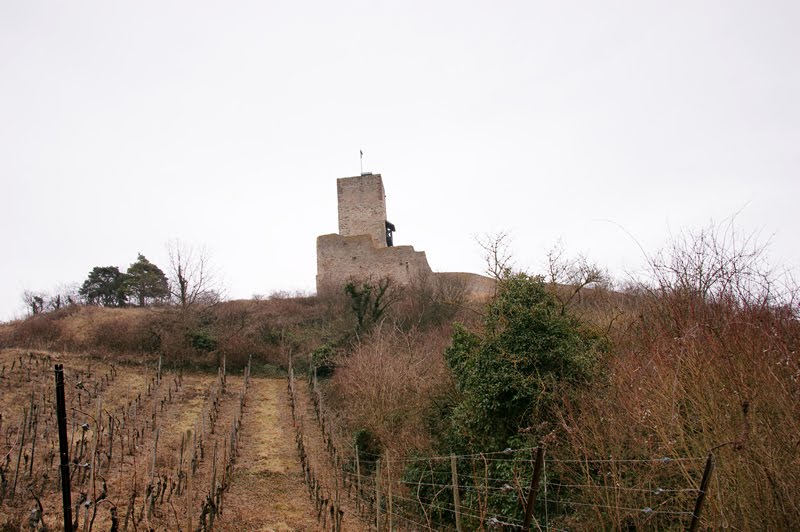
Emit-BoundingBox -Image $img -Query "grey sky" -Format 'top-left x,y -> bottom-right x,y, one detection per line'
2,1 -> 798,320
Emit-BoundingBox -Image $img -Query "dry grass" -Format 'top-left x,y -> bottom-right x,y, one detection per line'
0,296 -> 337,374
216,379 -> 327,531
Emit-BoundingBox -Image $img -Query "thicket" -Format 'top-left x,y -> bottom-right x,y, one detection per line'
375,273 -> 603,527
551,225 -> 800,529
323,224 -> 799,529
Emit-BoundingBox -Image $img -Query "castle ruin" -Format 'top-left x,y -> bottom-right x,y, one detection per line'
316,173 -> 494,297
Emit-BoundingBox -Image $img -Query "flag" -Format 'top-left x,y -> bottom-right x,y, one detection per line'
360,150 -> 363,157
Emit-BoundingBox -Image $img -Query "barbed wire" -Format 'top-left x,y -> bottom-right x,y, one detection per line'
298,371 -> 705,530
390,492 -> 527,529
398,478 -> 519,492
349,463 -> 697,529
350,462 -> 698,497
356,448 -> 706,466
368,480 -> 694,521
395,477 -> 698,497
357,445 -> 541,462
390,508 -> 437,531
547,482 -> 698,494
546,456 -> 706,464
542,497 -> 694,517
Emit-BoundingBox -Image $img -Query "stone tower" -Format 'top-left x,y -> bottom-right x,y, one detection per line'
315,172 -> 496,297
337,174 -> 388,247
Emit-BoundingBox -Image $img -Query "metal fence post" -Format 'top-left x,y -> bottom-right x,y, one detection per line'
55,364 -> 74,532
689,452 -> 715,532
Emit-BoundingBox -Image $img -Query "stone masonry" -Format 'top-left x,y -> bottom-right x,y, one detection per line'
337,174 -> 388,247
316,173 -> 495,297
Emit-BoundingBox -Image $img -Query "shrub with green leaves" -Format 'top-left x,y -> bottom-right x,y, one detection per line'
444,272 -> 603,451
187,328 -> 217,352
405,273 -> 604,526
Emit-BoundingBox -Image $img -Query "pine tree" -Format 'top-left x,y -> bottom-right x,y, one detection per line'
79,266 -> 128,307
125,254 -> 169,306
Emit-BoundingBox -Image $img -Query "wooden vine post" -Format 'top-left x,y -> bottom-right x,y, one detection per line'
375,458 -> 382,532
522,445 -> 545,530
89,397 -> 102,523
451,454 -> 463,532
355,445 -> 362,514
9,407 -> 26,499
386,453 -> 393,531
187,437 -> 193,532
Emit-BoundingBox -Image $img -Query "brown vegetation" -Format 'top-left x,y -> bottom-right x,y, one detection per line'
320,224 -> 799,529
1,223 -> 797,529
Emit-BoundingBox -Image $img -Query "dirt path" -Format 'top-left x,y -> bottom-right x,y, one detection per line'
216,378 -> 322,531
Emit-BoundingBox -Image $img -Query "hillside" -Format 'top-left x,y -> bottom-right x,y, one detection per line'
1,239 -> 798,530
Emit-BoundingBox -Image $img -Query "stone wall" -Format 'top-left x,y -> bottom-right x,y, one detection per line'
316,172 -> 494,299
316,233 -> 432,292
337,174 -> 387,248
435,271 -> 496,299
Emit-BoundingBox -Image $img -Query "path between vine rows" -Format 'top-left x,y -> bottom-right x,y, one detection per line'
217,377 -> 367,531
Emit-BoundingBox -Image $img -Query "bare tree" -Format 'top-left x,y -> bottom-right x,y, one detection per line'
545,240 -> 609,313
645,219 -> 780,308
166,239 -> 222,309
22,290 -> 45,316
48,283 -> 80,310
20,283 -> 80,317
477,231 -> 515,281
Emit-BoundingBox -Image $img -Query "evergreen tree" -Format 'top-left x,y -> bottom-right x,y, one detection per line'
79,266 -> 128,307
125,254 -> 169,306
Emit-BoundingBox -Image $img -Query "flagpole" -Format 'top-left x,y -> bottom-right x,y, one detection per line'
360,150 -> 363,175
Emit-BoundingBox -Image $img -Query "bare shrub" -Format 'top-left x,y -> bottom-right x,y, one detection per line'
392,271 -> 470,330
329,324 -> 455,457
6,311 -> 64,349
89,309 -> 162,354
167,239 -> 223,309
554,221 -> 800,529
544,240 -> 611,311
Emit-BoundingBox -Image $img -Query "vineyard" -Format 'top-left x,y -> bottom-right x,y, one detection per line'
2,346 -> 713,532
0,347 -> 353,531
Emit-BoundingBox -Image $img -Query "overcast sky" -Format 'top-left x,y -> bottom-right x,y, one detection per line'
1,1 -> 798,320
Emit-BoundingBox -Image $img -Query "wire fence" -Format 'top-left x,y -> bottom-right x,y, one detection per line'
288,365 -> 716,531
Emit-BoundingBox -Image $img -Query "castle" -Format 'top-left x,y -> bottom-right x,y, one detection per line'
316,173 -> 494,297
